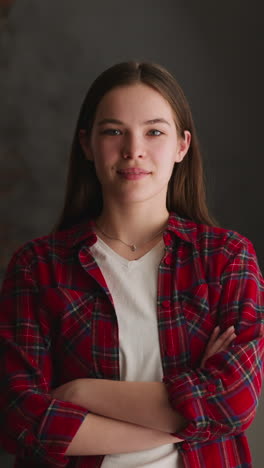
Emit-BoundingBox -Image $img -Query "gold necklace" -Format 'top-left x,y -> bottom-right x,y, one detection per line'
95,223 -> 165,252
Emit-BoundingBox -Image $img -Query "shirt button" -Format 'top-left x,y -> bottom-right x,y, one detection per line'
162,300 -> 170,308
207,383 -> 217,393
163,233 -> 171,244
181,442 -> 190,450
88,234 -> 97,245
164,255 -> 173,265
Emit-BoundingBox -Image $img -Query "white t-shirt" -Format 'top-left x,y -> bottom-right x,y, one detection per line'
90,238 -> 180,468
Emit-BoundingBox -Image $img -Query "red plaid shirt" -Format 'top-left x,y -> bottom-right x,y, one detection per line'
0,213 -> 263,468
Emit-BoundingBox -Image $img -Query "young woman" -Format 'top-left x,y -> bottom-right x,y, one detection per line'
0,61 -> 263,468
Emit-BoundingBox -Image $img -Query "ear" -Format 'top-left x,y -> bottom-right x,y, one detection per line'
79,129 -> 93,161
175,130 -> 191,163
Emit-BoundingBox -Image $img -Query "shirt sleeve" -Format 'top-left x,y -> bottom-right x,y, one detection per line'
163,239 -> 264,442
0,248 -> 89,465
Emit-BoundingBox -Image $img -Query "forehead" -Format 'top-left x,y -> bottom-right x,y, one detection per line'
94,83 -> 175,121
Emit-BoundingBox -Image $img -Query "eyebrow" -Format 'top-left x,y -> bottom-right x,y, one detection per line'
97,118 -> 171,126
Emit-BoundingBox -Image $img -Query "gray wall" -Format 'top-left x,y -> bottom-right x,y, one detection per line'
0,1 -> 263,466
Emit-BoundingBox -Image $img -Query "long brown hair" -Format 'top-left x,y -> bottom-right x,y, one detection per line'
54,61 -> 216,231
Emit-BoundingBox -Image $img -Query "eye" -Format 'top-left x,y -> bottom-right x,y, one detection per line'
101,128 -> 122,136
147,129 -> 163,136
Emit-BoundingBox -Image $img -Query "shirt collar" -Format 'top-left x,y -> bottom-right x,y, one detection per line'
166,212 -> 197,245
59,212 -> 198,248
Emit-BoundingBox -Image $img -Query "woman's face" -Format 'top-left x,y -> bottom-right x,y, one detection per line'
81,83 -> 190,208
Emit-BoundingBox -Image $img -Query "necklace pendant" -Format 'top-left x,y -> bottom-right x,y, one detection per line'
131,244 -> 137,252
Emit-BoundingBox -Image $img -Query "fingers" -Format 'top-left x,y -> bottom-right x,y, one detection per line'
206,325 -> 221,348
201,325 -> 237,367
213,325 -> 236,350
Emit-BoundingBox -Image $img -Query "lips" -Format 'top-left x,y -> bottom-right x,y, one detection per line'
116,168 -> 151,180
117,168 -> 151,175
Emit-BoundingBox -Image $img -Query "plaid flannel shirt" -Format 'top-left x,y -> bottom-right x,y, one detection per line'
0,213 -> 263,468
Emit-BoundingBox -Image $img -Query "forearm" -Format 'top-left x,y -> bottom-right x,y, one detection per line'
66,412 -> 181,456
69,379 -> 186,433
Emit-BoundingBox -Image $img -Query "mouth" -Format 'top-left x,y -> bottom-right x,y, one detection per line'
117,169 -> 151,175
116,168 -> 151,180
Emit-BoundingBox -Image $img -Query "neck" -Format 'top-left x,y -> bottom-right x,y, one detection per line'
95,202 -> 169,246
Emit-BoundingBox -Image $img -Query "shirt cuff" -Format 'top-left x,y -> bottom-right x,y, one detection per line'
17,398 -> 89,465
163,373 -> 225,442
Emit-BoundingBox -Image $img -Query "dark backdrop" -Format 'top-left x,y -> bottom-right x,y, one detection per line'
0,1 -> 263,466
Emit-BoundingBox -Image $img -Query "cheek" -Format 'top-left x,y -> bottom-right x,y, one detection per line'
92,148 -> 117,181
94,139 -> 120,162
154,137 -> 177,155
152,143 -> 177,170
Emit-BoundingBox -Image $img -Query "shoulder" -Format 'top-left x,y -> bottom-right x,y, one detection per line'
169,213 -> 262,284
196,223 -> 253,256
5,221 -> 94,271
169,212 -> 256,258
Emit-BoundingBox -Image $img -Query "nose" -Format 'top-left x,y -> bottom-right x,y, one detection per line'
121,132 -> 145,159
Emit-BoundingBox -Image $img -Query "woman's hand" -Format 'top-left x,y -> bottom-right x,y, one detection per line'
201,325 -> 236,367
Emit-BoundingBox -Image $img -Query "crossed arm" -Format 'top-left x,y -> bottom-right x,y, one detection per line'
51,326 -> 236,456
